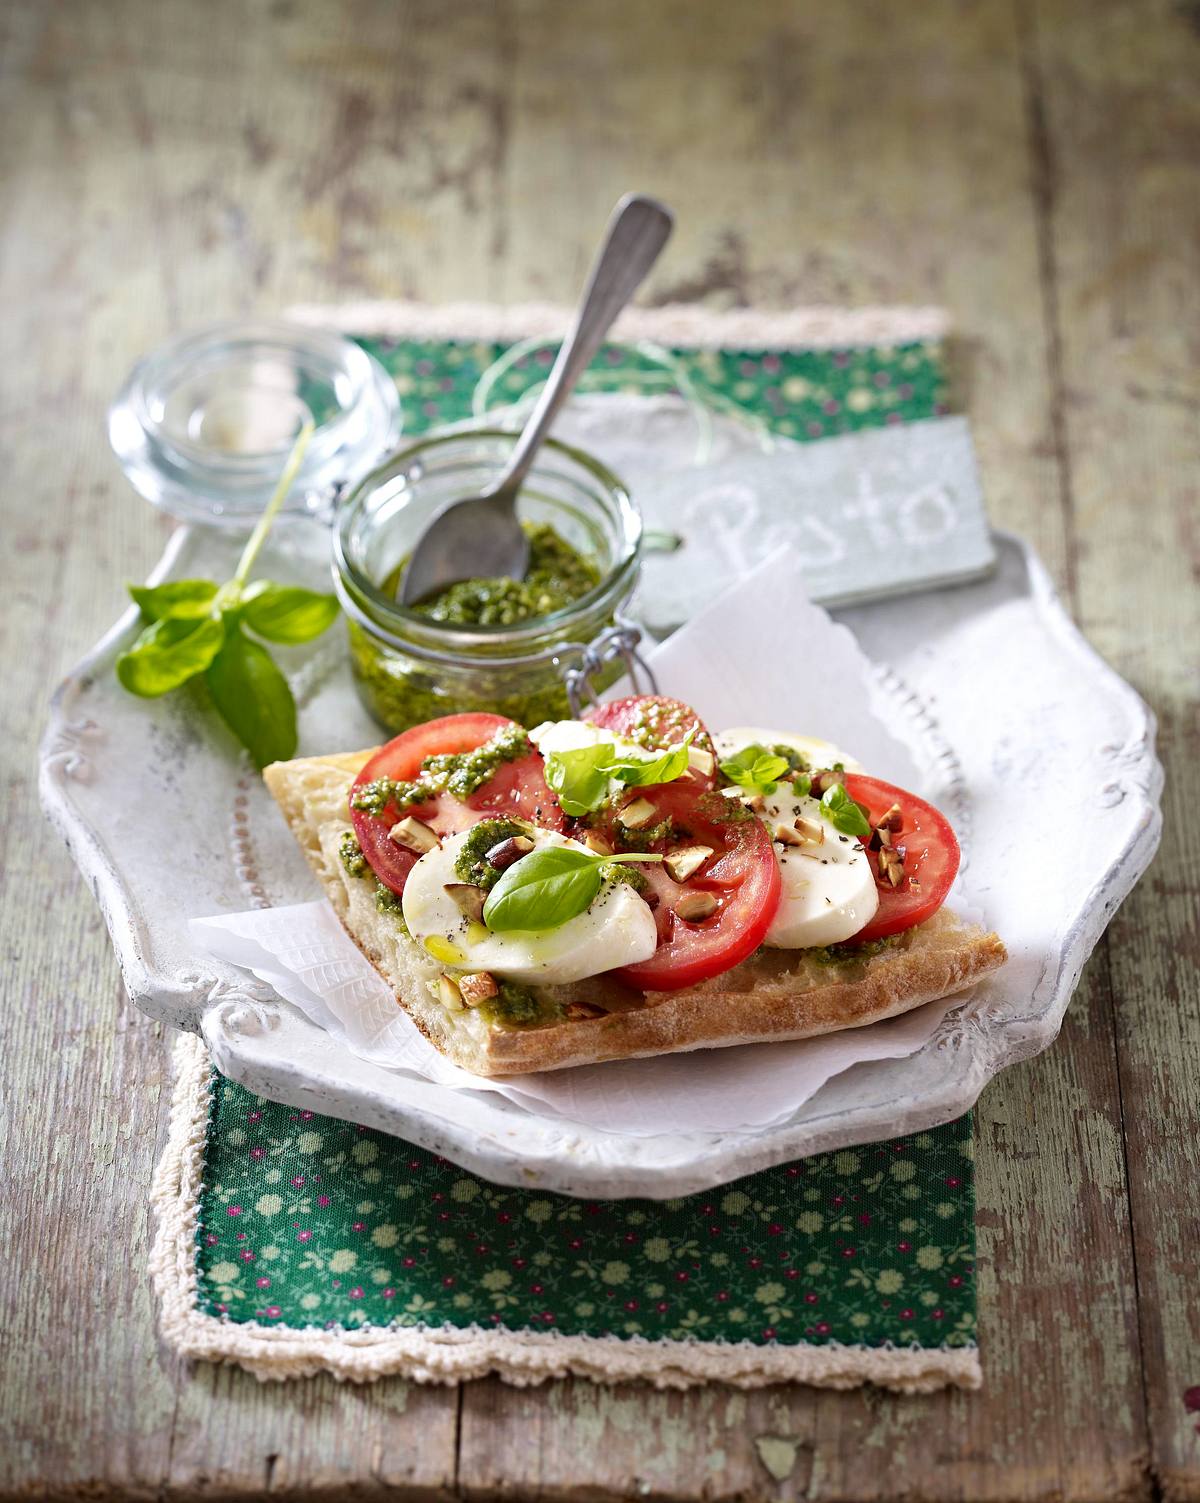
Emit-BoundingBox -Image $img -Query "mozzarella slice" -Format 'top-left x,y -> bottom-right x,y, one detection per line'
713,726 -> 863,774
759,790 -> 879,948
401,826 -> 658,985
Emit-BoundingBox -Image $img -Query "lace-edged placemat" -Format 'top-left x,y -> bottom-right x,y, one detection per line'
153,1035 -> 979,1390
150,302 -> 979,1391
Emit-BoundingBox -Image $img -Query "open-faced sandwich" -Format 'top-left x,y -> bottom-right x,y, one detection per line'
264,697 -> 1005,1076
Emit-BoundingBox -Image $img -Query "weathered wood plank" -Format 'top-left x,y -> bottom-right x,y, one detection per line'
1029,0 -> 1200,1496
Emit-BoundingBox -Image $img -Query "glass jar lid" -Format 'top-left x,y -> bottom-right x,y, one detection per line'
108,320 -> 401,526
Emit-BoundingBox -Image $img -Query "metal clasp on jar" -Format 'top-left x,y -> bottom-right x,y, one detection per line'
562,617 -> 659,718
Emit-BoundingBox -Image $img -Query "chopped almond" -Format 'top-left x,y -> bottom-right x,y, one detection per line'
687,745 -> 716,777
794,815 -> 825,845
389,816 -> 439,854
443,882 -> 486,922
566,1000 -> 607,1021
584,831 -> 614,856
878,847 -> 906,888
674,890 -> 718,922
664,844 -> 714,882
877,802 -> 904,833
773,823 -> 805,847
459,972 -> 499,1007
810,768 -> 846,797
486,834 -> 535,870
618,797 -> 658,830
436,975 -> 465,1012
739,793 -> 766,813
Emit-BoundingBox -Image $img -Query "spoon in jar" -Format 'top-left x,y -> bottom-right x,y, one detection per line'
397,193 -> 673,606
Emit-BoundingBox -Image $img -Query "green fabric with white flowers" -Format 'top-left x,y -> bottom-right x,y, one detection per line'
193,325 -> 973,1356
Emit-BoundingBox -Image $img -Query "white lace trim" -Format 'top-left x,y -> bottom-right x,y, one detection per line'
151,1036 -> 980,1391
284,299 -> 950,351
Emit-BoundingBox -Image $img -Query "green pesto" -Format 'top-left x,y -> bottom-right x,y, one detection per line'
453,817 -> 525,890
348,524 -> 618,735
338,831 -> 368,879
406,523 -> 600,627
420,724 -> 529,799
622,698 -> 714,755
770,742 -> 811,774
807,934 -> 900,967
610,815 -> 679,852
349,728 -> 530,821
374,882 -> 408,929
600,861 -> 648,893
477,979 -> 565,1031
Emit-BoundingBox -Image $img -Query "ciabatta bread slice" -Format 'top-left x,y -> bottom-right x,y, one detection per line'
263,751 -> 1006,1077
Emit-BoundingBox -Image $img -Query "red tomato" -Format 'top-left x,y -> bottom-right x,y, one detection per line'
843,775 -> 959,941
606,785 -> 781,992
350,713 -> 563,896
588,695 -> 717,790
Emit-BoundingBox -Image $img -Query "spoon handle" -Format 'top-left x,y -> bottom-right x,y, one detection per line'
494,193 -> 673,499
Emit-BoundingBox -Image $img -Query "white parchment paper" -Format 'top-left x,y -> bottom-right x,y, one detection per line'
191,550 -> 965,1138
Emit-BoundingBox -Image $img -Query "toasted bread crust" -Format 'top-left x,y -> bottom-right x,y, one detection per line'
263,752 -> 1007,1077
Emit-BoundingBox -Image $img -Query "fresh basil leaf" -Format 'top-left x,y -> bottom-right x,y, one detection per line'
483,846 -> 605,932
115,616 -> 226,697
128,578 -> 219,622
821,782 -> 872,839
543,742 -> 616,817
204,626 -> 297,767
719,743 -> 790,795
242,581 -> 340,644
606,728 -> 695,787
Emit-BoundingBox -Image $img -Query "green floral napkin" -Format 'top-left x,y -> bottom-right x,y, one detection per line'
151,309 -> 979,1390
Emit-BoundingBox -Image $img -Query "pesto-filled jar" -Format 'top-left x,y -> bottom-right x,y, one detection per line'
333,430 -> 650,732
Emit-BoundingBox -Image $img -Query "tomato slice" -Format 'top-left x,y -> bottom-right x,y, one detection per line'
604,784 -> 781,991
843,775 -> 959,941
350,713 -> 563,896
588,695 -> 717,790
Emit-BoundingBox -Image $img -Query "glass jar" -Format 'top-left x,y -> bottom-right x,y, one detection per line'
108,320 -> 401,526
333,430 -> 653,731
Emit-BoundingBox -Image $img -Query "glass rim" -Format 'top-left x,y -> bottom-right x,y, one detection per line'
129,319 -> 375,473
333,428 -> 642,651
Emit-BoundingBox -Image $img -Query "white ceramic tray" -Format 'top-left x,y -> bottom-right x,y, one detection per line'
41,420 -> 1162,1200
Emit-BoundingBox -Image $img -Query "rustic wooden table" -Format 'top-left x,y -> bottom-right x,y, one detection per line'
4,1 -> 1197,1498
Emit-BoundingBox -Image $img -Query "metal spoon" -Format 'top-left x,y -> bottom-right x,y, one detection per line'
398,193 -> 673,606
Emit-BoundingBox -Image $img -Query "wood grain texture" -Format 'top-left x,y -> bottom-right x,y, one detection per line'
0,0 -> 1193,1498
1028,1 -> 1200,1496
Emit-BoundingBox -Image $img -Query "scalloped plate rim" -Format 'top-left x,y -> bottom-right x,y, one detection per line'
39,526 -> 1163,1198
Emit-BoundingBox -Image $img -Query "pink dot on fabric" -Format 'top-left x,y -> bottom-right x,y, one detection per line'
349,1286 -> 364,1299
317,1196 -> 331,1207
805,1292 -> 818,1304
352,1222 -> 365,1232
297,1230 -> 312,1242
762,1327 -> 776,1340
250,1148 -> 265,1159
816,1321 -> 831,1335
900,1308 -> 914,1320
763,355 -> 781,374
205,1234 -> 218,1246
248,1112 -> 262,1123
265,1305 -> 281,1318
383,1288 -> 396,1299
227,1206 -> 242,1217
291,1176 -> 305,1187
932,1309 -> 945,1320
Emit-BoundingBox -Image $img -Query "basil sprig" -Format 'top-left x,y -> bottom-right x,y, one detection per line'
719,743 -> 792,795
543,730 -> 694,817
483,846 -> 663,933
115,423 -> 338,767
821,782 -> 872,839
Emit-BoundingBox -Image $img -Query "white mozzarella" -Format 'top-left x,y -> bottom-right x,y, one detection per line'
759,791 -> 879,948
401,825 -> 658,985
713,726 -> 863,774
